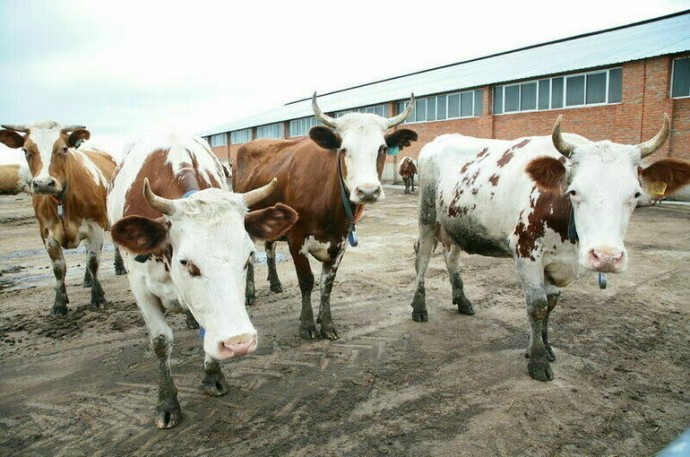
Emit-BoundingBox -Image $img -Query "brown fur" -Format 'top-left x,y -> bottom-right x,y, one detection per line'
525,157 -> 567,194
639,158 -> 690,196
0,164 -> 23,194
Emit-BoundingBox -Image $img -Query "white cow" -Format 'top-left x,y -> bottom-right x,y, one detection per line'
411,114 -> 690,381
107,132 -> 297,428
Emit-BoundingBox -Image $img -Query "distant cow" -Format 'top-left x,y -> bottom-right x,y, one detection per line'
0,163 -> 30,194
0,121 -> 126,316
234,93 -> 418,339
411,114 -> 690,381
398,156 -> 418,194
107,132 -> 297,428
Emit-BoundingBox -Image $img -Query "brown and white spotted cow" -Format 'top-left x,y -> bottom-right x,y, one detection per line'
398,155 -> 418,194
411,114 -> 690,381
107,132 -> 297,428
0,121 -> 126,316
234,93 -> 418,340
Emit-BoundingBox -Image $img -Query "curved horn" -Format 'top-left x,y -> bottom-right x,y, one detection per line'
60,125 -> 87,133
143,178 -> 175,216
312,92 -> 338,129
1,124 -> 30,133
551,115 -> 575,158
243,178 -> 278,208
638,113 -> 670,159
387,93 -> 416,128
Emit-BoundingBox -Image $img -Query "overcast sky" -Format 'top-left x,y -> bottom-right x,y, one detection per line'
0,0 -> 687,154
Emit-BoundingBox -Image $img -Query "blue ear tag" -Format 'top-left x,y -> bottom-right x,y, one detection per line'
348,229 -> 358,247
199,327 -> 206,338
388,146 -> 399,156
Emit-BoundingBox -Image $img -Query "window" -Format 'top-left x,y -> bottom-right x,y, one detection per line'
230,129 -> 251,144
256,123 -> 283,139
209,133 -> 227,147
494,67 -> 622,114
397,89 -> 483,123
289,116 -> 319,137
671,57 -> 690,98
336,104 -> 387,117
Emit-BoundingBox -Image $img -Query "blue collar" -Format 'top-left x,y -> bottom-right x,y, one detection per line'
182,189 -> 199,199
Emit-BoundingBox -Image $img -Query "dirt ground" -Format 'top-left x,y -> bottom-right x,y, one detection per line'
0,188 -> 688,457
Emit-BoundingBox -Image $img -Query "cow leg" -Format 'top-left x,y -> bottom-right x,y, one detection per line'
113,244 -> 127,275
45,236 -> 69,316
442,244 -> 474,315
84,230 -> 106,310
317,247 -> 346,340
245,253 -> 256,306
403,177 -> 410,194
411,174 -> 415,192
185,309 -> 199,329
411,187 -> 437,322
542,283 -> 561,362
289,242 -> 317,339
266,241 -> 283,293
131,272 -> 182,429
82,251 -> 93,288
201,354 -> 229,397
517,260 -> 553,382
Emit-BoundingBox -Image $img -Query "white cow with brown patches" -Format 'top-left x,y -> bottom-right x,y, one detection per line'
0,121 -> 126,316
107,132 -> 298,429
411,114 -> 690,381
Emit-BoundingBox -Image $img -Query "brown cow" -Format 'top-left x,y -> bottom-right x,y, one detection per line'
0,163 -> 30,194
233,93 -> 418,340
398,155 -> 418,194
0,121 -> 126,316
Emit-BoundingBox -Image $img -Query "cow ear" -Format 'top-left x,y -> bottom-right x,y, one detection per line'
385,128 -> 418,149
68,129 -> 90,148
111,216 -> 169,255
0,130 -> 25,149
526,156 -> 568,194
639,158 -> 690,196
309,126 -> 342,150
245,203 -> 298,241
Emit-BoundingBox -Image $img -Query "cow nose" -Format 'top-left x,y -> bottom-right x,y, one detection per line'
588,248 -> 625,272
355,184 -> 382,203
219,333 -> 257,358
32,178 -> 58,193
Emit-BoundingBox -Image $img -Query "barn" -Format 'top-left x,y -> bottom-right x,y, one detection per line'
200,11 -> 690,193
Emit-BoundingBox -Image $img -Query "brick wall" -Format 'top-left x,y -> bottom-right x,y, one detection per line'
210,55 -> 690,170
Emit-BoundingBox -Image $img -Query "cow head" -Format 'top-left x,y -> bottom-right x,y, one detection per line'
309,93 -> 418,204
0,121 -> 90,196
111,178 -> 298,361
527,113 -> 690,273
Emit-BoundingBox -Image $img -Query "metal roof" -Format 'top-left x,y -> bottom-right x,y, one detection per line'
200,10 -> 690,137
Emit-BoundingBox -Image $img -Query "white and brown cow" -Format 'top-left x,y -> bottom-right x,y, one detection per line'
411,114 -> 690,381
0,121 -> 126,316
398,155 -> 418,194
234,93 -> 417,340
107,132 -> 297,429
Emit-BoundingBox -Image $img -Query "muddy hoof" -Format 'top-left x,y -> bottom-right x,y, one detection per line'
528,360 -> 554,382
154,400 -> 182,429
300,324 -> 318,339
115,265 -> 127,275
202,375 -> 229,397
412,309 -> 428,322
90,295 -> 107,310
320,326 -> 339,340
50,305 -> 69,317
455,297 -> 475,315
269,282 -> 283,293
245,294 -> 256,307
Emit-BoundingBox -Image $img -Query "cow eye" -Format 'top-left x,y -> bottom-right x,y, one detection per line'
23,148 -> 30,158
60,147 -> 69,154
633,191 -> 642,199
568,189 -> 577,197
179,259 -> 188,266
339,148 -> 348,156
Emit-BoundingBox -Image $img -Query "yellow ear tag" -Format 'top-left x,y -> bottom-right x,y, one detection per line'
648,181 -> 667,197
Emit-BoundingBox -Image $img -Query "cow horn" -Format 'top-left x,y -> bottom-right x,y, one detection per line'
312,92 -> 339,129
1,124 -> 30,133
243,178 -> 278,208
143,178 -> 175,216
637,113 -> 670,159
387,93 -> 416,128
551,115 -> 575,158
61,125 -> 87,133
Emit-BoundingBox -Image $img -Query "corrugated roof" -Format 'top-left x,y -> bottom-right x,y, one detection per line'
200,10 -> 690,137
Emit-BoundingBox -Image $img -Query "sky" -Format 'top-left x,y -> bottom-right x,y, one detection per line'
1,0 -> 688,155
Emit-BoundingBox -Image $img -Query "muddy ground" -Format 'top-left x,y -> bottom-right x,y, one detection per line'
0,188 -> 688,456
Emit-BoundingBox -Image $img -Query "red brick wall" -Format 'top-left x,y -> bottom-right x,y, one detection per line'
210,55 -> 690,168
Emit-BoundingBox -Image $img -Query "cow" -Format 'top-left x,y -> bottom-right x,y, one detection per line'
398,155 -> 418,194
0,163 -> 30,194
107,132 -> 298,428
0,121 -> 126,316
411,114 -> 690,381
233,93 -> 418,340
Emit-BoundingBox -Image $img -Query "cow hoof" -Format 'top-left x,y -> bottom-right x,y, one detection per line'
545,345 -> 556,362
245,295 -> 256,307
154,402 -> 182,429
412,309 -> 428,322
50,305 -> 69,317
528,360 -> 554,382
269,283 -> 283,293
455,298 -> 475,315
299,325 -> 318,339
320,327 -> 339,340
90,296 -> 107,310
115,265 -> 127,276
202,377 -> 229,397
